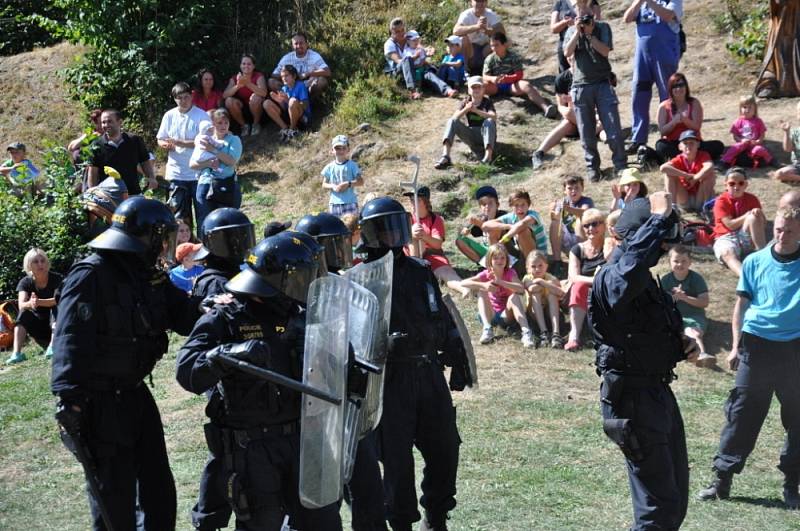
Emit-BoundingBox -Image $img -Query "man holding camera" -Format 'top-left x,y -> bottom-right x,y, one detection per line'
564,0 -> 627,182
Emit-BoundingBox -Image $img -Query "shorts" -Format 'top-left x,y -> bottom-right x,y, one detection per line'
560,226 -> 580,254
280,103 -> 310,127
456,234 -> 489,260
568,280 -> 591,311
713,230 -> 754,263
496,83 -> 513,96
16,310 -> 52,348
477,310 -> 509,328
682,316 -> 707,333
424,253 -> 451,272
329,202 -> 358,217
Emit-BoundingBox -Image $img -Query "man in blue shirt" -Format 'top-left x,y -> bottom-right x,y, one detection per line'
699,206 -> 800,508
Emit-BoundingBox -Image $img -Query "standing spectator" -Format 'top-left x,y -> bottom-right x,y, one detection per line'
453,0 -> 506,74
655,72 -> 725,163
565,208 -> 606,351
661,245 -> 714,367
268,32 -> 331,99
157,82 -> 209,230
87,109 -> 156,195
1,142 -> 40,190
698,206 -> 800,509
222,53 -> 268,137
321,134 -> 363,217
67,109 -> 104,167
720,95 -> 774,169
263,64 -> 311,141
550,0 -> 601,73
712,167 -> 767,276
564,1 -> 627,182
455,185 -> 508,265
191,69 -> 224,116
549,175 -> 594,260
5,248 -> 62,365
484,189 -> 549,263
623,0 -> 683,153
661,130 -> 716,212
774,101 -> 800,183
482,33 -> 557,119
434,75 -> 497,168
169,242 -> 204,294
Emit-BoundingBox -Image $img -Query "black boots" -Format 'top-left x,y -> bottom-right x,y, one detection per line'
697,471 -> 732,501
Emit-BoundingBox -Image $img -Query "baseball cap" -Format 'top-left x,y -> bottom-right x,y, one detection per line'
403,185 -> 430,198
6,142 -> 25,151
617,167 -> 643,186
467,75 -> 484,87
332,134 -> 349,148
175,242 -> 202,263
475,185 -> 498,201
678,130 -> 700,142
444,35 -> 462,46
264,220 -> 292,238
405,30 -> 420,40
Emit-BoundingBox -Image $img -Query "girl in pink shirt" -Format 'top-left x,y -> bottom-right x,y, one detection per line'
461,243 -> 534,347
721,95 -> 773,167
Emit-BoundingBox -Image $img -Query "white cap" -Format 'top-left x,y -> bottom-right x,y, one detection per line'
467,75 -> 484,87
405,30 -> 421,40
444,35 -> 462,46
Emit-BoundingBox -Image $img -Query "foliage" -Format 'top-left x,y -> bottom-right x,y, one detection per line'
0,1 -> 61,56
0,146 -> 85,298
715,0 -> 769,63
331,75 -> 405,130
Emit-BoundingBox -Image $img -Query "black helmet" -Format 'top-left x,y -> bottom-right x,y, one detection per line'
358,196 -> 411,249
89,196 -> 178,265
195,208 -> 256,266
225,232 -> 325,302
296,212 -> 353,270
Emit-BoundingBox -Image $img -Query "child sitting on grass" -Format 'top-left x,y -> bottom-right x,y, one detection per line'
483,189 -> 548,268
438,35 -> 466,88
720,95 -> 774,169
548,175 -> 594,261
774,101 -> 800,183
461,243 -> 534,348
660,245 -> 714,367
522,250 -> 565,349
661,129 -> 716,212
263,64 -> 310,141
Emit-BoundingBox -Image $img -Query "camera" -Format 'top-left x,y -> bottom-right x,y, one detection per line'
578,14 -> 594,25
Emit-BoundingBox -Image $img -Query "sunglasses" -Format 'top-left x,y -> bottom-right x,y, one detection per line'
726,180 -> 747,186
582,221 -> 603,229
672,82 -> 687,88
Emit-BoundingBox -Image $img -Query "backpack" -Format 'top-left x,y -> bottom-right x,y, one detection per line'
0,301 -> 17,350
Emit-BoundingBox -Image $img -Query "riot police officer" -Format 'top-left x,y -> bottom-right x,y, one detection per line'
297,212 -> 387,531
192,207 -> 256,300
176,233 -> 341,531
359,197 -> 468,531
588,192 -> 697,530
51,196 -> 200,530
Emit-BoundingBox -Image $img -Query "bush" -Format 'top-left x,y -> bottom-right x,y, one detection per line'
0,146 -> 85,298
0,1 -> 60,56
715,0 -> 769,63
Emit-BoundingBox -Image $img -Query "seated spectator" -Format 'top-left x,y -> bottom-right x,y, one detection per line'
1,142 -> 41,191
456,185 -> 508,265
438,36 -> 467,88
720,95 -> 774,169
268,32 -> 331,99
655,72 -> 725,163
434,75 -> 497,169
5,248 -> 62,364
774,101 -> 800,183
531,69 -> 602,171
610,167 -> 648,212
264,65 -> 311,142
484,189 -> 549,264
321,135 -> 363,217
67,109 -> 103,167
779,189 -> 800,210
661,130 -> 716,212
523,250 -> 566,349
712,167 -> 767,276
565,208 -> 606,351
482,33 -> 557,119
222,53 -> 268,137
453,0 -> 506,75
661,245 -> 714,367
549,175 -> 594,260
405,186 -> 471,297
551,0 -> 601,73
192,69 -> 224,116
461,243 -> 535,347
603,209 -> 622,259
169,242 -> 204,293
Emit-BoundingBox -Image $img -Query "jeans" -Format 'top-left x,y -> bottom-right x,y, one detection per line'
196,176 -> 242,237
169,179 -> 199,229
442,118 -> 496,157
572,80 -> 627,173
389,57 -> 451,95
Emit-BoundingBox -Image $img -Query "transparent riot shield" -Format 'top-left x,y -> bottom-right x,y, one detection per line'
343,251 -> 393,437
442,293 -> 478,388
299,275 -> 349,509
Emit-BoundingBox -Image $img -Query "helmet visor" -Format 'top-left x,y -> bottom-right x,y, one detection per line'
360,212 -> 411,248
263,265 -> 320,303
159,226 -> 179,266
319,234 -> 353,270
205,224 -> 256,262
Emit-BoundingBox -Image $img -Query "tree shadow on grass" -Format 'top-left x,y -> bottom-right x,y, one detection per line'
239,170 -> 280,194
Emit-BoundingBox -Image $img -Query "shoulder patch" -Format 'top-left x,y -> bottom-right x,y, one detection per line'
77,302 -> 92,322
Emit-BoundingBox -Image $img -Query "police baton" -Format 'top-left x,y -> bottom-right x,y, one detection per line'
55,403 -> 116,531
211,353 -> 343,405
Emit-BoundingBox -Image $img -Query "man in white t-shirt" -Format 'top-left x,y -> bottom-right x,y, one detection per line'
156,81 -> 209,229
453,0 -> 506,74
268,32 -> 331,99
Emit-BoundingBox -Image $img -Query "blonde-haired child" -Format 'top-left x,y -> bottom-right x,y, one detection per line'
461,243 -> 534,348
522,250 -> 565,349
720,95 -> 773,168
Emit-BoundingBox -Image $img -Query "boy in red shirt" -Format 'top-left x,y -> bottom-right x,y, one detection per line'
712,167 -> 767,276
661,130 -> 716,211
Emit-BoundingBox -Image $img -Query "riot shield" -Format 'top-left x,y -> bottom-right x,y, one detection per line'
442,293 -> 479,389
343,251 -> 393,437
299,275 -> 349,509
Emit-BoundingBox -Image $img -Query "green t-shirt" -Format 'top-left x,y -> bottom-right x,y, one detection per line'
660,270 -> 708,329
790,127 -> 800,164
482,50 -> 524,77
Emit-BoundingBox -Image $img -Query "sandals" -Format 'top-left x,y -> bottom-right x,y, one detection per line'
434,155 -> 452,170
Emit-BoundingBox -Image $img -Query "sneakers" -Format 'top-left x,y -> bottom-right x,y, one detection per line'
434,155 -> 452,170
531,150 -> 545,171
625,142 -> 643,155
240,124 -> 251,137
251,123 -> 262,136
285,128 -> 298,140
44,345 -> 54,360
550,334 -> 565,349
537,331 -> 550,348
564,339 -> 580,352
587,168 -> 602,183
696,352 -> 717,368
479,327 -> 494,345
521,330 -> 535,348
697,473 -> 732,501
544,104 -> 559,120
5,351 -> 26,365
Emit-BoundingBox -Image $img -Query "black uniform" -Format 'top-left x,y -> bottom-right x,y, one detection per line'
176,298 -> 342,531
375,251 -> 462,531
588,213 -> 689,531
192,263 -> 235,300
51,251 -> 198,531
